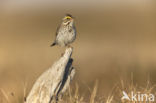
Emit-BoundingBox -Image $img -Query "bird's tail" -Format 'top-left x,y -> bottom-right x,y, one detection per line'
50,42 -> 56,47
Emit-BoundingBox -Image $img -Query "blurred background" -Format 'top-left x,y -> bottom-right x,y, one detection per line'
0,0 -> 156,100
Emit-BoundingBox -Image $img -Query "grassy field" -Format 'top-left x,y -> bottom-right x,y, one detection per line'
0,79 -> 156,103
0,1 -> 156,103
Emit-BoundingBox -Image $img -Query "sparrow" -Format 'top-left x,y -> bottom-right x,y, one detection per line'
51,14 -> 76,47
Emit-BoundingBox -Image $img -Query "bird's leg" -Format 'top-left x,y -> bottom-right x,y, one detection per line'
67,45 -> 71,48
67,45 -> 73,49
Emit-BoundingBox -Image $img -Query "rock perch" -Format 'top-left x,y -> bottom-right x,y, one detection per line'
26,47 -> 75,103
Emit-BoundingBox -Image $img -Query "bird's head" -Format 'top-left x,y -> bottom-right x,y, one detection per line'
62,14 -> 74,26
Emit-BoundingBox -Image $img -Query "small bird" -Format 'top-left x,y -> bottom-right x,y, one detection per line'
51,14 -> 76,47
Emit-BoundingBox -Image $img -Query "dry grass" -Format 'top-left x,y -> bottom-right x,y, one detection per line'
0,78 -> 155,103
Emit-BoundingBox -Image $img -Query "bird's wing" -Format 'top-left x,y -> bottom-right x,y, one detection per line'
55,24 -> 61,37
52,24 -> 61,44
